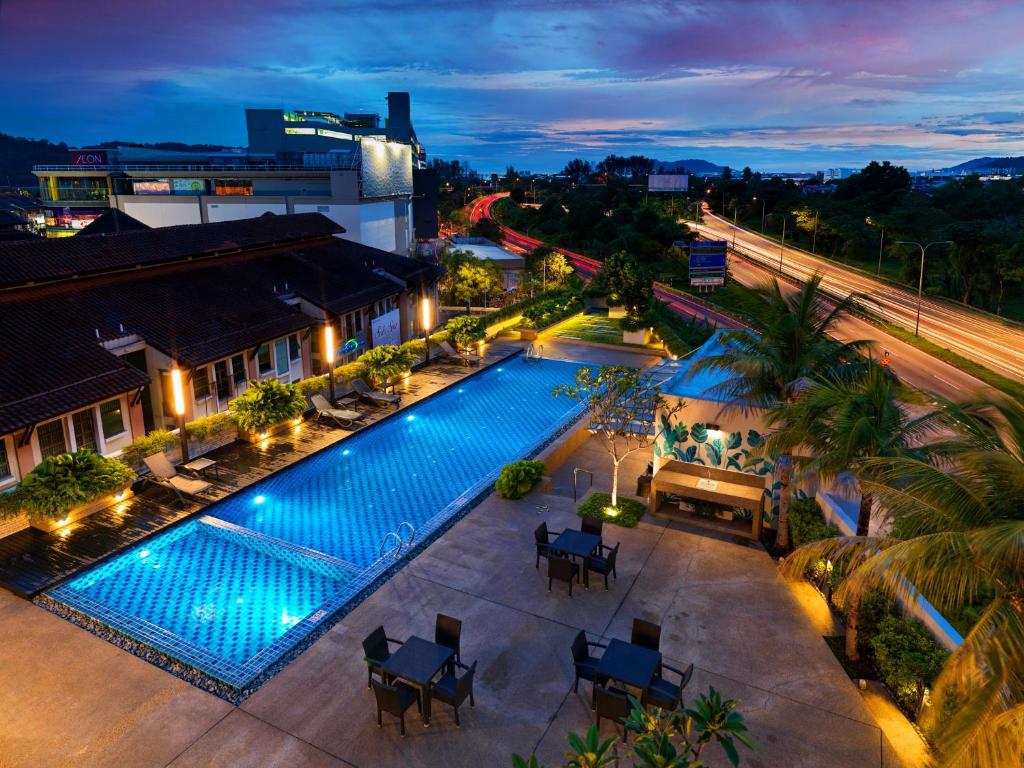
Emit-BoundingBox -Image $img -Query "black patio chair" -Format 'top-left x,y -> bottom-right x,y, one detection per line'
644,662 -> 694,711
631,618 -> 662,653
595,684 -> 632,742
435,613 -> 462,662
430,659 -> 477,727
585,542 -> 620,590
580,516 -> 604,538
570,630 -> 607,705
362,625 -> 403,688
371,678 -> 421,737
534,521 -> 562,568
547,554 -> 580,596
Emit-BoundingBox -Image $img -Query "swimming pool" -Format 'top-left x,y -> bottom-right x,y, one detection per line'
45,356 -> 588,693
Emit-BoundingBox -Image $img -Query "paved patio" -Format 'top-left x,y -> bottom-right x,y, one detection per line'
0,421 -> 896,767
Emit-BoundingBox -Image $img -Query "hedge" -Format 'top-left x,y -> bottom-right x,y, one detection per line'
483,289 -> 578,327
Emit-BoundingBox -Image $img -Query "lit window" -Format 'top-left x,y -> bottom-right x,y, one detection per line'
257,344 -> 273,374
99,399 -> 126,440
72,410 -> 98,451
37,420 -> 68,459
193,367 -> 211,400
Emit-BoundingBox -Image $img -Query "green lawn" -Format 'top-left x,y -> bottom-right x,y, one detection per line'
543,311 -> 659,348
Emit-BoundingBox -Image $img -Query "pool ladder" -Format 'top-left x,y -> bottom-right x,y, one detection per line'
525,343 -> 544,362
378,521 -> 417,561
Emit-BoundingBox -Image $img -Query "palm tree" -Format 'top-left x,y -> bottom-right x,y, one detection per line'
761,361 -> 945,658
783,395 -> 1024,768
693,274 -> 868,549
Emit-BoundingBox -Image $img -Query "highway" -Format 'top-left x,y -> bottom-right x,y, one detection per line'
694,211 -> 1024,383
469,193 -> 996,399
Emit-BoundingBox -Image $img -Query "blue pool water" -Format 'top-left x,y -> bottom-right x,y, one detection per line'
47,356 -> 588,689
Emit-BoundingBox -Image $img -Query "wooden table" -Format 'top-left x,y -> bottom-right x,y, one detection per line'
182,457 -> 219,479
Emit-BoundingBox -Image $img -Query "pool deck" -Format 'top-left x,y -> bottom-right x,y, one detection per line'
0,393 -> 901,768
0,340 -> 545,597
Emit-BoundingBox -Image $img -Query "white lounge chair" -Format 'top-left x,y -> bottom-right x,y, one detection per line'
143,452 -> 213,503
351,378 -> 400,407
311,394 -> 362,428
439,340 -> 481,366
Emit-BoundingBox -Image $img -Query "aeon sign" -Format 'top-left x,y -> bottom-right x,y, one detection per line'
70,150 -> 108,166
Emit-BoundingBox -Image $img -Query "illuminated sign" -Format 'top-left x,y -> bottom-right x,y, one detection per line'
370,309 -> 402,347
172,178 -> 205,195
133,180 -> 172,195
688,240 -> 728,287
317,128 -> 353,141
70,150 -> 108,166
285,127 -> 316,135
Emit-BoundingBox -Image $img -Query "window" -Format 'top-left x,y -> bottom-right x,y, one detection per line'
214,360 -> 231,401
288,333 -> 302,362
275,339 -> 290,376
354,311 -> 363,332
193,366 -> 211,400
345,314 -> 354,339
37,420 -> 67,459
72,410 -> 98,451
213,179 -> 253,196
99,399 -> 125,440
231,354 -> 247,385
0,440 -> 11,480
257,344 -> 272,374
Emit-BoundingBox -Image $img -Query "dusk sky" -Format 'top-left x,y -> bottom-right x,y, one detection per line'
3,0 -> 1024,172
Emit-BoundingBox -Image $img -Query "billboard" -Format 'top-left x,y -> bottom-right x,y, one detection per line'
370,308 -> 402,348
648,174 -> 689,193
360,139 -> 413,198
688,240 -> 727,287
172,178 -> 206,195
132,180 -> 172,195
70,150 -> 108,166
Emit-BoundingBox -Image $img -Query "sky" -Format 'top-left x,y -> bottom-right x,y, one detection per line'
2,0 -> 1024,173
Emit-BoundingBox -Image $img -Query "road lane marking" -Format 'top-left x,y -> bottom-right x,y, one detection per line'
932,374 -> 962,391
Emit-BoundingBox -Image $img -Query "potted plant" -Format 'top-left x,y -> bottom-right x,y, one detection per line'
231,379 -> 307,442
11,449 -> 136,531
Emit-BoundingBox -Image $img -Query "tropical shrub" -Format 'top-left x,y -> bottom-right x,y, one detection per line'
789,497 -> 838,548
447,314 -> 485,351
485,289 -> 577,327
14,450 -> 136,519
869,615 -> 948,713
495,460 -> 546,499
520,294 -> 582,329
294,374 -> 329,398
231,379 -> 306,433
184,411 -> 236,442
360,344 -> 415,385
119,429 -> 177,468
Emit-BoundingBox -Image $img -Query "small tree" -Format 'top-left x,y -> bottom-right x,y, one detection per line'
554,365 -> 682,509
231,379 -> 306,433
360,344 -> 415,385
454,260 -> 503,307
598,251 -> 652,325
446,314 -> 485,351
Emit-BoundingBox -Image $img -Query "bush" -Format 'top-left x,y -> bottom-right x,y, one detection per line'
446,314 -> 485,351
789,497 -> 838,548
495,460 -> 546,499
119,429 -> 177,468
294,375 -> 329,398
484,289 -> 576,327
13,450 -> 136,519
360,344 -> 415,385
231,379 -> 306,433
577,491 -> 645,528
184,411 -> 236,442
520,293 -> 582,329
870,615 -> 948,713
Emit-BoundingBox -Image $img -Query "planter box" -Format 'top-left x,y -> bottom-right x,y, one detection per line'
238,418 -> 301,443
30,487 -> 135,532
608,305 -> 626,319
622,328 -> 652,345
518,328 -> 539,341
165,426 -> 238,464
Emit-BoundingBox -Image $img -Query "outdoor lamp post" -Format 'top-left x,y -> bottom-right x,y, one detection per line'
170,366 -> 189,462
754,196 -> 766,232
323,323 -> 336,404
867,217 -> 885,274
896,240 -> 953,336
779,215 -> 788,273
421,295 -> 432,361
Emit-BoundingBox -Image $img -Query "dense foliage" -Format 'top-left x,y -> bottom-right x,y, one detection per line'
870,615 -> 949,713
5,450 -> 135,519
441,248 -> 503,306
446,314 -> 486,351
788,498 -> 838,548
183,412 -> 236,442
520,293 -> 583,329
359,344 -> 415,385
119,429 -> 178,468
494,460 -> 546,499
230,379 -> 306,433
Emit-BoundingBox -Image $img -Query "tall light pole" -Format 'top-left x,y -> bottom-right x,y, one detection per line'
170,366 -> 189,462
877,225 -> 885,274
754,196 -> 766,232
779,215 -> 788,274
323,324 -> 336,404
896,240 -> 953,335
421,294 -> 432,361
811,209 -> 819,254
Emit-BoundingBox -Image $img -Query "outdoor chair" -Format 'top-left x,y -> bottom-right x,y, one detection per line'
644,662 -> 694,711
371,679 -> 421,737
362,625 -> 404,688
631,618 -> 662,653
547,554 -> 580,596
570,630 -> 607,704
439,339 -> 481,366
534,521 -> 562,568
580,516 -> 604,538
310,393 -> 362,429
595,684 -> 632,742
143,452 -> 213,504
585,542 -> 619,590
435,613 -> 463,663
351,377 -> 400,408
429,660 -> 477,727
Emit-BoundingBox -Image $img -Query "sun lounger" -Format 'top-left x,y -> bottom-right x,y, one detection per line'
311,394 -> 362,428
143,452 -> 214,503
438,340 -> 481,365
352,378 -> 400,407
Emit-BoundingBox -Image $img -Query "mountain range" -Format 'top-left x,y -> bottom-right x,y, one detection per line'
655,158 -> 725,175
943,156 -> 1024,173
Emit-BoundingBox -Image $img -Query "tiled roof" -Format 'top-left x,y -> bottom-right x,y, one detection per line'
77,209 -> 151,236
0,212 -> 343,289
337,238 -> 445,285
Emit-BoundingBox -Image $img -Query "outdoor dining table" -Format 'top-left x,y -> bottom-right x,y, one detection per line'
551,529 -> 601,584
596,638 -> 662,691
380,635 -> 454,725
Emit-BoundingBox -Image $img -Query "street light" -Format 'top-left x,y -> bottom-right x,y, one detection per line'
421,295 -> 432,361
170,366 -> 189,462
866,217 -> 885,274
753,196 -> 766,232
323,324 -> 336,404
895,240 -> 953,335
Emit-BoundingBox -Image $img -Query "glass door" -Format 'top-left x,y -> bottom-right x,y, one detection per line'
274,339 -> 290,383
214,359 -> 231,408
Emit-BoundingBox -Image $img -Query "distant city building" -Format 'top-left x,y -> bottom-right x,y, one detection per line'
821,168 -> 858,182
31,92 -> 431,254
450,237 -> 526,292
